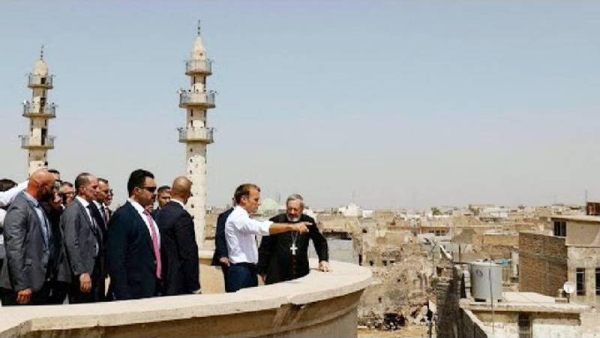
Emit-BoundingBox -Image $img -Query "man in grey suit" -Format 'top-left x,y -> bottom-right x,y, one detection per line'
0,169 -> 58,305
61,173 -> 104,303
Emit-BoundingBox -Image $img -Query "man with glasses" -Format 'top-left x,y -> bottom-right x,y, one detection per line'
0,169 -> 57,305
59,182 -> 76,208
107,169 -> 163,300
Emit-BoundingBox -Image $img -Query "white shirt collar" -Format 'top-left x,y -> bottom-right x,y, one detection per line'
127,198 -> 146,214
76,196 -> 90,208
171,199 -> 186,209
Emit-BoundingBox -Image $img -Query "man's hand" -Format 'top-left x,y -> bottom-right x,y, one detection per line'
219,257 -> 230,267
292,222 -> 310,234
16,288 -> 32,304
319,261 -> 332,272
79,273 -> 92,293
259,273 -> 266,284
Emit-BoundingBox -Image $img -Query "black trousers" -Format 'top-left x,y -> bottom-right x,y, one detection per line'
68,258 -> 105,303
221,263 -> 230,289
0,283 -> 51,306
47,280 -> 69,304
225,263 -> 257,293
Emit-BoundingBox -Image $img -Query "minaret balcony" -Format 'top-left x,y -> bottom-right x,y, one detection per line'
179,91 -> 216,108
19,135 -> 55,149
178,127 -> 214,144
185,59 -> 213,75
22,102 -> 56,119
28,74 -> 54,89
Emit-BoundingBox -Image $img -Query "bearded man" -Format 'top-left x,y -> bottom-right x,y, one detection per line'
0,169 -> 58,305
258,194 -> 331,285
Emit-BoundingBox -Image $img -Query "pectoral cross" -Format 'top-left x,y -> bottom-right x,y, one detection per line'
290,243 -> 298,256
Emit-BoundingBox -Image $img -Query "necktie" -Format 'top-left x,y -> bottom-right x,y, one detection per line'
39,208 -> 51,248
101,205 -> 109,224
87,204 -> 102,254
86,205 -> 99,230
143,210 -> 162,279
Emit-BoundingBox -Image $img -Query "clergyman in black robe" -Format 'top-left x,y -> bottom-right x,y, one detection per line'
257,195 -> 330,284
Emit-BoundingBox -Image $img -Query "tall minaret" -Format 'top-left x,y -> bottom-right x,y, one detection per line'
178,22 -> 216,251
20,46 -> 57,175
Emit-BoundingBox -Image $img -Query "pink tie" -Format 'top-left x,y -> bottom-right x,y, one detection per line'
143,210 -> 162,279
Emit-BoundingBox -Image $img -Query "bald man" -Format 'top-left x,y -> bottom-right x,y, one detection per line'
0,169 -> 58,305
155,177 -> 200,295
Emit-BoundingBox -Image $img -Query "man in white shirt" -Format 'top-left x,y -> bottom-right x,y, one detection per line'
225,183 -> 310,292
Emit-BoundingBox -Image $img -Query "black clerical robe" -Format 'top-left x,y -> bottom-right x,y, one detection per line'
257,214 -> 328,285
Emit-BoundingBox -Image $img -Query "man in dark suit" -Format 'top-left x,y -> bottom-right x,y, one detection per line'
155,177 -> 199,295
107,169 -> 162,300
0,169 -> 57,305
61,173 -> 104,303
211,203 -> 234,287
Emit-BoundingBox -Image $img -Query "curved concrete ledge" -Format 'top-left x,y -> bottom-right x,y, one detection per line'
0,259 -> 371,337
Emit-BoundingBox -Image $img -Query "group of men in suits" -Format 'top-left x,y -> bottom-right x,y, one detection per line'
0,168 -> 200,305
211,184 -> 331,293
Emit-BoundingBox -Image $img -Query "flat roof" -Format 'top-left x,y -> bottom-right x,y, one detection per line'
551,215 -> 600,224
461,292 -> 589,314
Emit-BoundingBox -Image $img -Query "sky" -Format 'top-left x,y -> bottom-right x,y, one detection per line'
1,1 -> 599,210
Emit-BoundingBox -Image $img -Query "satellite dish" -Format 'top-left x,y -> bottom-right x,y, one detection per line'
563,281 -> 576,294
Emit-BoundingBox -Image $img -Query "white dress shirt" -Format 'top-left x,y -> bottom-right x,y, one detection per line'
128,198 -> 161,244
225,206 -> 273,264
0,181 -> 27,208
76,196 -> 94,225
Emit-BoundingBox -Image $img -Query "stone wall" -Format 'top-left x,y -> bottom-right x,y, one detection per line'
0,260 -> 371,338
482,233 -> 519,247
519,232 -> 567,296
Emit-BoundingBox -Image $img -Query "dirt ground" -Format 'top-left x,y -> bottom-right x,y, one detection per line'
358,326 -> 432,338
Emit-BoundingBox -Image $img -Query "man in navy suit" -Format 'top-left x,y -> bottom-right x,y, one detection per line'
155,177 -> 199,295
107,169 -> 162,300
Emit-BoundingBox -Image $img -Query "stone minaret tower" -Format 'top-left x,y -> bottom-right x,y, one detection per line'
20,46 -> 57,175
178,22 -> 216,250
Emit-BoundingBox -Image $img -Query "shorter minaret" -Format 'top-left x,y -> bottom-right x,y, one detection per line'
20,46 -> 57,175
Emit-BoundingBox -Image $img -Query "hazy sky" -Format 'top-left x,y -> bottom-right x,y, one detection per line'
1,1 -> 599,210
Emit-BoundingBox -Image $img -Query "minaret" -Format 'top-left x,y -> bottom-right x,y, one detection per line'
178,22 -> 216,251
20,46 -> 57,175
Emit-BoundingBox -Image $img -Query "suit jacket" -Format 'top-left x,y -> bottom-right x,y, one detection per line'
0,192 -> 53,292
211,208 -> 234,266
61,198 -> 101,280
155,201 -> 199,295
107,201 -> 158,300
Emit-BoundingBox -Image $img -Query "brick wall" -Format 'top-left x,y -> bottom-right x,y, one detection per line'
519,232 -> 567,297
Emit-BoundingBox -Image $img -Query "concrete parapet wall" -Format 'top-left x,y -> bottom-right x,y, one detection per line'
0,259 -> 371,338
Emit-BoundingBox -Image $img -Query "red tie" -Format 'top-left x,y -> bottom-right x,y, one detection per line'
143,210 -> 162,279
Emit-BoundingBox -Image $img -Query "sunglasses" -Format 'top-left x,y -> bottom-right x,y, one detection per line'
141,186 -> 157,193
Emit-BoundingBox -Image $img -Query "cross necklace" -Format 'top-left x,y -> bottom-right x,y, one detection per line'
290,231 -> 298,256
